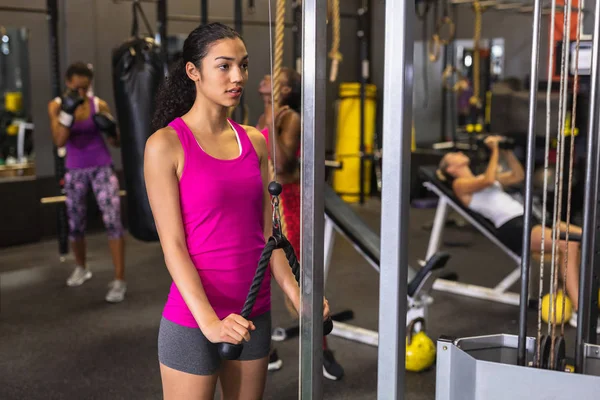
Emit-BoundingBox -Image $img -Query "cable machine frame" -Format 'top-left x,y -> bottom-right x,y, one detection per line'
435,0 -> 600,395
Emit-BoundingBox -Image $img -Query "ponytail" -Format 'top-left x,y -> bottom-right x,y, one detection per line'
151,59 -> 196,131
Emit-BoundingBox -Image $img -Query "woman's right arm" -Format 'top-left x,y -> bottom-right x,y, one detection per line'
144,129 -> 254,344
47,100 -> 70,148
453,137 -> 500,196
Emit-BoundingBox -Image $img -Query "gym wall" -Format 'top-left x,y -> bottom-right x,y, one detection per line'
1,0 -> 55,177
369,0 -> 592,147
1,0 -> 361,179
0,0 -> 362,248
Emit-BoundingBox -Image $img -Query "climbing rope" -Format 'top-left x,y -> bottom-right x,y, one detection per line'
533,0 -> 580,370
561,0 -> 583,339
549,0 -> 574,366
469,0 -> 483,110
427,0 -> 440,63
442,65 -> 467,93
328,0 -> 342,82
536,0 -> 559,368
436,18 -> 455,46
428,0 -> 455,62
428,34 -> 441,63
436,0 -> 454,45
272,0 -> 286,108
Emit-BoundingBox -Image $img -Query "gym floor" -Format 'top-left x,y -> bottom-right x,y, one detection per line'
0,197 -> 583,400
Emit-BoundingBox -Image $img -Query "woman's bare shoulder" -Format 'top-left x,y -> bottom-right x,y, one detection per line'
145,126 -> 182,157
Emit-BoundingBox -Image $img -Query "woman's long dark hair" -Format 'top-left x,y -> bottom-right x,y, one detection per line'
152,23 -> 244,131
281,67 -> 301,113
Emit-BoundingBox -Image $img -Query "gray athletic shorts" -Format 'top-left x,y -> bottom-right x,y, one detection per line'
158,311 -> 272,375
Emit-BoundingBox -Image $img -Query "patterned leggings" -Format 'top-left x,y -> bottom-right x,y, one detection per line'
64,165 -> 124,240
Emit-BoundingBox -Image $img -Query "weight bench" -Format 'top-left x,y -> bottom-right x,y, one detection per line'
419,165 -> 581,307
322,185 -> 449,347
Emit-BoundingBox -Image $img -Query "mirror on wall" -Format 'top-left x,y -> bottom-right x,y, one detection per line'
0,26 -> 34,179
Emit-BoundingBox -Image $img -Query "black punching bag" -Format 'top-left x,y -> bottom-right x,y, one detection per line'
111,35 -> 163,242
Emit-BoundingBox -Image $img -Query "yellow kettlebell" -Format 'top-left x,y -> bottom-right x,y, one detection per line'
6,124 -> 18,136
405,317 -> 436,372
541,291 -> 573,324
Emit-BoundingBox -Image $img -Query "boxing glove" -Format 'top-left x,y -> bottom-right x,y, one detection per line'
93,112 -> 118,140
58,89 -> 84,128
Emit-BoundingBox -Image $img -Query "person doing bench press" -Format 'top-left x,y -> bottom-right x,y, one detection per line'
48,62 -> 127,303
255,68 -> 344,380
437,135 -> 593,330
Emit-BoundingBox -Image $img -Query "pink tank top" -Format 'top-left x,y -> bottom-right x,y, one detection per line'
162,117 -> 270,327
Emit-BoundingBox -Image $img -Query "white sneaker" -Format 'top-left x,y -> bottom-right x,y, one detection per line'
66,266 -> 92,287
105,280 -> 127,303
570,312 -> 578,328
569,312 -> 600,334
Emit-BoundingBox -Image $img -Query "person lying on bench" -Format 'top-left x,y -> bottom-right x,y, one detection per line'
436,135 -> 588,329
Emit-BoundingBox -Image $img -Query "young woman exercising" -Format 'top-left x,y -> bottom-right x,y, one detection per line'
437,136 -> 586,326
255,68 -> 344,380
48,62 -> 127,303
145,23 -> 331,399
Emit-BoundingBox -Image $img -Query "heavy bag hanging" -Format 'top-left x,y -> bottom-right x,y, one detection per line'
111,3 -> 163,241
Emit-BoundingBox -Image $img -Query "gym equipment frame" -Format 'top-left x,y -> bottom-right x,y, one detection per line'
322,185 -> 449,347
299,0 -> 416,396
299,0 -> 328,397
435,0 -> 600,395
436,334 -> 600,399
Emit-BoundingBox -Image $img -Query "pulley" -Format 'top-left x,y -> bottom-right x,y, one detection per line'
536,335 -> 567,371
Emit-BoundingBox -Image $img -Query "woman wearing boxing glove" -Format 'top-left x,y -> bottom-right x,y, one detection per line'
47,61 -> 126,303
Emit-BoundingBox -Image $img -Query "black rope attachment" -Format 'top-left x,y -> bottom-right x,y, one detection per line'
218,181 -> 333,360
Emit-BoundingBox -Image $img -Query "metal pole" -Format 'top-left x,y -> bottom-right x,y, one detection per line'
156,0 -> 167,68
47,0 -> 69,259
201,0 -> 208,25
234,0 -> 242,33
293,1 -> 302,72
576,0 -> 600,371
441,45 -> 449,143
300,0 -> 326,398
233,0 -> 245,123
517,0 -> 543,366
358,7 -> 368,205
450,5 -> 459,142
377,0 -> 414,397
